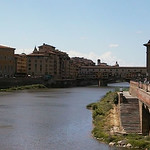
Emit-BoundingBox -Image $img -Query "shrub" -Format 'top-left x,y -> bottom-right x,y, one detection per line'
86,103 -> 96,109
113,92 -> 118,104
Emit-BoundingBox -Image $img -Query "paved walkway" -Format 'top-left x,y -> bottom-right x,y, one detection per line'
123,91 -> 137,99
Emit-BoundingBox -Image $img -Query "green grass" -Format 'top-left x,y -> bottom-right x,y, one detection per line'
87,91 -> 116,142
126,134 -> 150,149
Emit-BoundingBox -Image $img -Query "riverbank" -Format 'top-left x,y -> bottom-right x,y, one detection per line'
0,84 -> 46,92
0,77 -> 100,89
87,91 -> 150,149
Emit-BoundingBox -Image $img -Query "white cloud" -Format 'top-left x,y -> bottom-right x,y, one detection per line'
109,44 -> 119,48
15,48 -> 33,55
67,50 -> 141,66
100,51 -> 117,65
68,50 -> 119,65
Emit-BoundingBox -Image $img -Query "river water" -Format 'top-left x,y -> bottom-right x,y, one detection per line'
0,82 -> 137,150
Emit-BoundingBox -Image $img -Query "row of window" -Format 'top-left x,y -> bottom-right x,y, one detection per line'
0,56 -> 14,60
81,69 -> 144,72
0,65 -> 14,73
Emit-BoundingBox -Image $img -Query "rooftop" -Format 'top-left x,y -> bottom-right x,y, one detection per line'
0,45 -> 15,50
38,43 -> 56,49
144,40 -> 150,46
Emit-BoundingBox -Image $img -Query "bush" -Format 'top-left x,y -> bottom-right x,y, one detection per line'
113,92 -> 118,104
86,103 -> 97,109
0,84 -> 46,92
128,139 -> 149,149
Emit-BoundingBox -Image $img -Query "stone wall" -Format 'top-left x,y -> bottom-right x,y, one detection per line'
0,77 -> 44,89
130,81 -> 150,106
118,92 -> 141,134
129,81 -> 150,135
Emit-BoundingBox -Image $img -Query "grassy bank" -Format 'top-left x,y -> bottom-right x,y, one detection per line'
87,91 -> 150,149
0,84 -> 46,92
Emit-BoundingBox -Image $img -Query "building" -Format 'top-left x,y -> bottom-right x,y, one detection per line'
78,65 -> 146,80
70,57 -> 95,79
27,46 -> 57,78
27,43 -> 71,79
14,53 -> 27,76
0,45 -> 15,77
69,59 -> 78,79
97,59 -> 108,66
71,57 -> 95,67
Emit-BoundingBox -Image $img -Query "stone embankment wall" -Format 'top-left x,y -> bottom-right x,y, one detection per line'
0,78 -> 98,89
0,77 -> 44,89
118,92 -> 141,134
0,78 -> 78,89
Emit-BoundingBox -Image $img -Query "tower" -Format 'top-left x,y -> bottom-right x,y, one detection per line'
33,46 -> 38,52
97,59 -> 101,65
144,40 -> 150,81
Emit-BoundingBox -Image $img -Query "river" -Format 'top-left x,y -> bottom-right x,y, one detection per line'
0,82 -> 137,150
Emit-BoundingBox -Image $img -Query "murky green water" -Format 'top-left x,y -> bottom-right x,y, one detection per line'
0,83 -> 137,150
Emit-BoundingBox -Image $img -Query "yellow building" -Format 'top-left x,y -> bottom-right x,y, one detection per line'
0,45 -> 15,77
27,46 -> 59,79
27,44 -> 71,79
38,43 -> 70,79
15,53 -> 27,76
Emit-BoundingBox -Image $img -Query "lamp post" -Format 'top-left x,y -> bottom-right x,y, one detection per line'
144,40 -> 150,81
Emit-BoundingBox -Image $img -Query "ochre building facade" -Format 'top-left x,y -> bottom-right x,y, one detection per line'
0,45 -> 15,77
27,43 -> 71,79
15,53 -> 27,76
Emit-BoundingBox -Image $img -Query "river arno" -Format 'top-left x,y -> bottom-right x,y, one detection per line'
0,83 -> 137,150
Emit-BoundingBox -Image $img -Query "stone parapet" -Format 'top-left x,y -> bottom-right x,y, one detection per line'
130,81 -> 150,107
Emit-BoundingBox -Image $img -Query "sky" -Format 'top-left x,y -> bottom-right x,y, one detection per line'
0,0 -> 150,66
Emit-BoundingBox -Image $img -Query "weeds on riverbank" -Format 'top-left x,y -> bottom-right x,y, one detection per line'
0,84 -> 46,92
87,91 -> 117,141
87,91 -> 150,149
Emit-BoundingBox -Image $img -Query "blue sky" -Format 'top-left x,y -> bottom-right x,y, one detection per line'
0,0 -> 150,66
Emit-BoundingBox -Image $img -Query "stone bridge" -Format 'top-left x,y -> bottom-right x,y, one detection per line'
118,81 -> 150,135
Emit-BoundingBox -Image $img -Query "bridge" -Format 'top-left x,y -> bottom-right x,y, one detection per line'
78,66 -> 146,86
118,81 -> 150,135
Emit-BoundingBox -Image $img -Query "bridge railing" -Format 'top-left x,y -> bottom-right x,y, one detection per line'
130,81 -> 150,94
